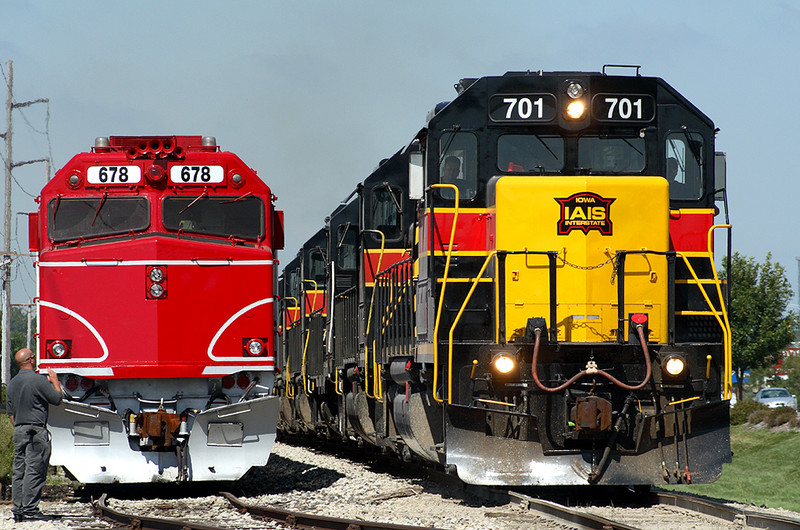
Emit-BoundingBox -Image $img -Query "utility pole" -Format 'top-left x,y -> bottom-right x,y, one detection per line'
2,60 -> 49,385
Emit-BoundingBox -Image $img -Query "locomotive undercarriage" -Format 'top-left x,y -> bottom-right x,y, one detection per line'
277,334 -> 730,486
49,373 -> 278,483
443,338 -> 730,485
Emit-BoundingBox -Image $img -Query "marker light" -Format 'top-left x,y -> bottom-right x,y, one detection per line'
566,100 -> 586,119
663,355 -> 687,377
493,354 -> 515,374
150,284 -> 164,298
566,82 -> 585,99
237,373 -> 251,389
65,376 -> 79,392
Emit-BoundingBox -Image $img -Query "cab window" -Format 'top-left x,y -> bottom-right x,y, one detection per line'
307,248 -> 326,286
439,132 -> 477,200
498,134 -> 564,173
163,196 -> 264,240
336,224 -> 358,271
48,197 -> 149,242
578,136 -> 645,173
666,132 -> 704,200
370,185 -> 403,241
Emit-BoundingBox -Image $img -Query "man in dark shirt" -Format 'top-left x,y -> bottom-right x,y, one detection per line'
6,348 -> 62,522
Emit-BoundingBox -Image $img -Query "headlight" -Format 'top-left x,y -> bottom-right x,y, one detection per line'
493,354 -> 515,374
149,283 -> 164,298
566,100 -> 586,119
246,338 -> 264,356
49,340 -> 70,358
149,267 -> 165,282
663,354 -> 687,377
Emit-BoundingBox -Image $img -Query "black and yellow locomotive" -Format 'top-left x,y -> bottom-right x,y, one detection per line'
278,66 -> 732,486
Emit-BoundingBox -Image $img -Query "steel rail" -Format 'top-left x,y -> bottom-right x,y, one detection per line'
94,493 -> 226,530
220,492 -> 442,530
651,490 -> 800,530
504,490 -> 638,530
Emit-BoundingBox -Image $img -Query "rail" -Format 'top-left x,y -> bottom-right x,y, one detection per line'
94,493 -> 225,530
221,492 -> 441,530
649,490 -> 800,529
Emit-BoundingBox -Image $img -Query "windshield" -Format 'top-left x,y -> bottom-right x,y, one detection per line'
48,197 -> 150,242
498,134 -> 564,173
578,136 -> 645,173
163,196 -> 264,240
761,389 -> 791,398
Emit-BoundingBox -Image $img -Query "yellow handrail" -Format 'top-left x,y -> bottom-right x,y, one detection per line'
284,296 -> 299,328
708,224 -> 733,398
300,280 -> 318,398
334,367 -> 343,396
447,251 -> 497,403
675,222 -> 732,399
303,279 -> 319,317
430,184 -> 458,403
301,328 -> 311,397
362,230 -> 386,400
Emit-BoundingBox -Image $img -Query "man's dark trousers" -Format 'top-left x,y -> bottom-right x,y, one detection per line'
12,424 -> 51,517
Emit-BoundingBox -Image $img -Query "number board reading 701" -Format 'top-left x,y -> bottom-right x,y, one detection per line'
489,94 -> 557,122
169,165 -> 225,184
591,94 -> 655,122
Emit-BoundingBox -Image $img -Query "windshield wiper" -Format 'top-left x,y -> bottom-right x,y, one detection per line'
337,222 -> 351,249
179,190 -> 209,214
90,193 -> 108,227
382,182 -> 402,214
221,191 -> 254,204
681,126 -> 703,167
620,137 -> 644,157
533,134 -> 559,161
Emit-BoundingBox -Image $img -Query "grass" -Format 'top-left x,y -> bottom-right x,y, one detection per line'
664,424 -> 800,512
0,414 -> 12,486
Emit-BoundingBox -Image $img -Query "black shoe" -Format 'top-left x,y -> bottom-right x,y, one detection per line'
13,513 -> 24,523
21,512 -> 57,521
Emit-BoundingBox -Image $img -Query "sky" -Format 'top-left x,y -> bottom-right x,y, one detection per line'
1,1 -> 798,312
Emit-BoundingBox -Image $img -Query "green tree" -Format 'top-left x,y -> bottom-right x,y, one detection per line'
725,252 -> 799,400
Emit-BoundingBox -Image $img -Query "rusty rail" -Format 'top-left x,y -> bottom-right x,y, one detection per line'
94,493 -> 225,530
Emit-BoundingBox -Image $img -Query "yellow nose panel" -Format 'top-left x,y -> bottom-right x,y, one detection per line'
492,176 -> 669,344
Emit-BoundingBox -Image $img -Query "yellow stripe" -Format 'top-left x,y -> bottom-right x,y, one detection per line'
364,248 -> 408,255
669,208 -> 716,215
436,278 -> 492,283
425,207 -> 488,214
428,250 -> 491,257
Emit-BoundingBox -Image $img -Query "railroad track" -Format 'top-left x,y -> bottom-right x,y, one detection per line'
465,484 -> 800,530
91,492 -> 442,530
88,488 -> 800,530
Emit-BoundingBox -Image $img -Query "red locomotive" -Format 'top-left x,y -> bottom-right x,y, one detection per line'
29,136 -> 283,483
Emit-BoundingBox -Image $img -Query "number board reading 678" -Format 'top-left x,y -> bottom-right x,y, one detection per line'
87,166 -> 142,185
170,165 -> 225,184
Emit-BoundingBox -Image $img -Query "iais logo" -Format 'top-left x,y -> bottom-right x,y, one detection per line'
555,192 -> 615,235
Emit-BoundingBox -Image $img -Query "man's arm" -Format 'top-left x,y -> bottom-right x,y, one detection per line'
46,369 -> 63,402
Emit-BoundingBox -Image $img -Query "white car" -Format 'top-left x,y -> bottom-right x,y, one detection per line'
755,387 -> 797,409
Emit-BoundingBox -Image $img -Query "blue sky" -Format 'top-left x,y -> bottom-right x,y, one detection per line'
1,1 -> 798,310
